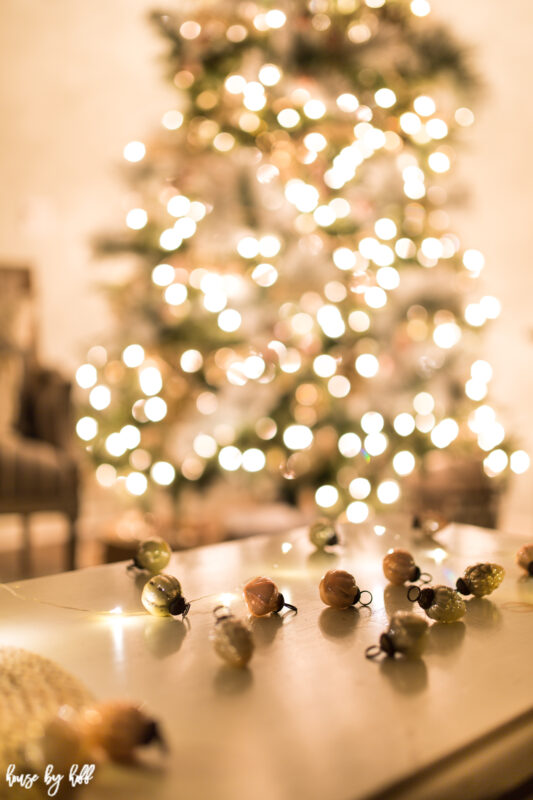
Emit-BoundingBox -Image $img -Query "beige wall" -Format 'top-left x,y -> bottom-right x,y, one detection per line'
0,0 -> 531,532
0,0 -> 174,364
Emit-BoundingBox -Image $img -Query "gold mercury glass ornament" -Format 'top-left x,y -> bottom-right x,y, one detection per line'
211,606 -> 254,668
366,611 -> 429,659
141,574 -> 190,618
31,710 -> 93,775
407,584 -> 466,623
516,543 -> 533,576
81,701 -> 166,763
456,563 -> 505,597
309,518 -> 339,550
319,569 -> 373,609
243,576 -> 297,616
129,537 -> 172,573
382,548 -> 432,586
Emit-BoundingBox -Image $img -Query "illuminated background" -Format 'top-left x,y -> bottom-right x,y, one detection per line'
0,0 -> 531,539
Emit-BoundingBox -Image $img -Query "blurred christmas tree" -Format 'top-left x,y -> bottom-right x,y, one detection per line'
76,0 -> 529,525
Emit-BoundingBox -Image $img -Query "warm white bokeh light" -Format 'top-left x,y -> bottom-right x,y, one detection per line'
76,416 -> 97,441
315,485 -> 339,508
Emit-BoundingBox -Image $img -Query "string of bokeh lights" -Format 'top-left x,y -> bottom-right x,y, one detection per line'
75,0 -> 530,522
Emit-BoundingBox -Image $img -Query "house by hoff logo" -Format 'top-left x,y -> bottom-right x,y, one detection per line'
6,764 -> 96,796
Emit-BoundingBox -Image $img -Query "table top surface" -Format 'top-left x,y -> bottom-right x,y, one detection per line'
1,516 -> 533,800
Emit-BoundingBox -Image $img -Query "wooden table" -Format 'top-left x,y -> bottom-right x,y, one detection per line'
1,518 -> 532,800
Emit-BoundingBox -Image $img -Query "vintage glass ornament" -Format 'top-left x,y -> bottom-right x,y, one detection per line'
129,537 -> 172,573
81,701 -> 165,763
382,548 -> 431,586
366,611 -> 428,659
516,543 -> 533,576
211,606 -> 254,667
243,576 -> 297,616
319,569 -> 372,609
309,518 -> 339,550
456,563 -> 505,597
412,510 -> 448,537
141,574 -> 190,618
408,584 -> 466,623
30,709 -> 93,774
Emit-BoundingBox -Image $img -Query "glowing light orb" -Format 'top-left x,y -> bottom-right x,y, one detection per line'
242,448 -> 266,472
144,397 -> 167,422
315,485 -> 339,508
126,472 -> 148,496
393,451 -> 415,475
139,366 -> 163,396
89,385 -> 111,410
510,450 -> 530,474
126,209 -> 147,230
377,480 -> 400,504
346,501 -> 368,523
349,478 -> 371,499
338,432 -> 362,457
123,141 -> 145,162
355,354 -> 379,378
283,425 -> 313,450
76,364 -> 97,389
76,417 -> 97,441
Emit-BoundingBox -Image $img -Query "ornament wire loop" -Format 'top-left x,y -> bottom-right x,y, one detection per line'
418,572 -> 433,585
365,644 -> 383,660
407,585 -> 421,603
359,590 -> 373,607
283,602 -> 298,614
213,605 -> 233,622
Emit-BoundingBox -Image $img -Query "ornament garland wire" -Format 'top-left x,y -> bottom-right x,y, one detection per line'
0,581 -> 217,617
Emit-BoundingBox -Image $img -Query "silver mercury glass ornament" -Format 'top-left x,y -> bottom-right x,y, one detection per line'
366,611 -> 429,659
407,584 -> 466,623
211,606 -> 254,668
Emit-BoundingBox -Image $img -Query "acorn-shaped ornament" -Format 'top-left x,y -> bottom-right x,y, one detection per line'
516,543 -> 533,576
366,611 -> 428,659
456,563 -> 505,597
81,701 -> 166,763
309,518 -> 339,550
129,537 -> 172,573
408,584 -> 466,622
382,548 -> 431,586
211,606 -> 254,667
243,576 -> 297,616
141,574 -> 190,618
319,569 -> 372,609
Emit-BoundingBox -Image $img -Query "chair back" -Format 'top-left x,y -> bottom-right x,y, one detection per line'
0,265 -> 37,435
0,266 -> 36,354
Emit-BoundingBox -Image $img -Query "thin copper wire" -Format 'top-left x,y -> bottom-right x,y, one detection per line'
0,582 -> 215,617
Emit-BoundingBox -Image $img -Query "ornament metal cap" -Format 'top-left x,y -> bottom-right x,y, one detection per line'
407,585 -> 435,609
365,634 -> 395,660
276,593 -> 298,614
168,595 -> 190,618
456,577 -> 470,595
141,720 -> 168,752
